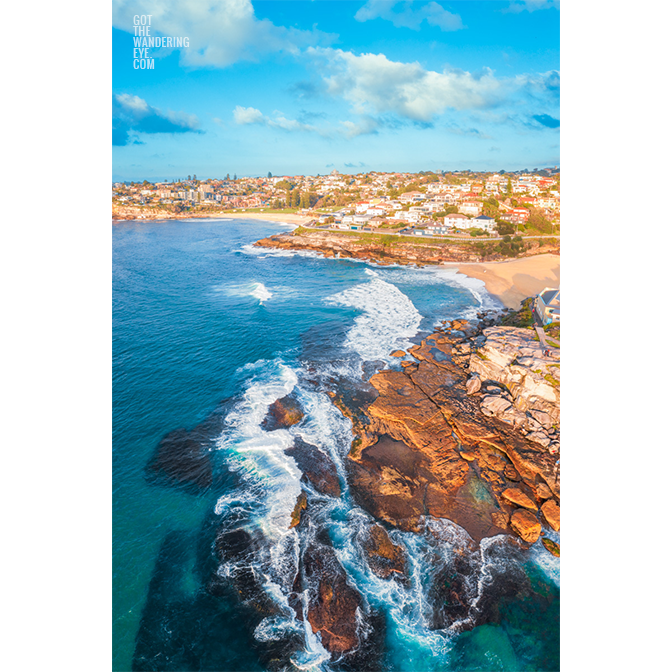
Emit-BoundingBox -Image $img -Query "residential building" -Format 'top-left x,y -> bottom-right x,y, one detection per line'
535,288 -> 561,325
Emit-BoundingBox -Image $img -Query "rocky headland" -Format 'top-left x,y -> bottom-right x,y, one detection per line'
147,305 -> 560,662
332,313 -> 560,548
254,228 -> 560,264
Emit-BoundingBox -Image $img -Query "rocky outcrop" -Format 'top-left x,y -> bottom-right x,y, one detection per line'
469,326 -> 559,425
291,543 -> 363,657
285,438 -> 342,497
262,394 -> 304,430
501,488 -> 538,511
339,326 -> 560,544
254,230 -> 560,265
510,509 -> 542,543
361,524 -> 407,579
541,499 -> 560,532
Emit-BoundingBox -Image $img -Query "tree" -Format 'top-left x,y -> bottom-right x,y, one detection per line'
226,173 -> 230,180
496,220 -> 514,235
268,172 -> 272,178
506,178 -> 512,196
233,174 -> 237,180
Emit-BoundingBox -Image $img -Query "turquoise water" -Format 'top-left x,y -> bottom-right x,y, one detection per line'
113,218 -> 559,671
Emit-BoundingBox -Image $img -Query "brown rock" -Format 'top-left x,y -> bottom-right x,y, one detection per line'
510,509 -> 542,543
460,450 -> 477,462
285,438 -> 342,497
502,488 -> 538,511
391,350 -> 406,357
301,544 -> 363,656
362,524 -> 406,579
491,511 -> 509,528
541,499 -> 560,531
343,327 -> 560,543
262,395 -> 304,430
535,482 -> 553,500
289,492 -> 307,528
504,465 -> 520,481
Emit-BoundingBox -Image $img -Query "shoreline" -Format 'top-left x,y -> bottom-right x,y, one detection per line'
115,213 -> 558,310
452,254 -> 560,309
112,210 -> 314,225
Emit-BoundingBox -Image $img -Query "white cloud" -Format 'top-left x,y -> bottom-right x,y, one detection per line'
112,0 -> 334,68
308,48 -> 510,122
505,0 -> 559,13
233,106 -> 265,125
232,105 -> 381,138
355,0 -> 463,31
307,48 -> 559,124
233,106 -> 322,134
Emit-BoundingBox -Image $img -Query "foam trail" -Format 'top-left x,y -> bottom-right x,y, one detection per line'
214,361 -> 302,540
326,276 -> 422,362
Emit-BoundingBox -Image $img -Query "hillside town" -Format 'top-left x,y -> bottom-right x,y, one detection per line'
112,168 -> 560,238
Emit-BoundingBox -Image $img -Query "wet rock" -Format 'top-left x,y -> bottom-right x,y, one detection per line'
362,524 -> 407,579
289,492 -> 307,528
285,438 -> 341,497
261,394 -> 304,430
502,488 -> 538,511
541,499 -> 560,532
300,544 -> 363,657
510,509 -> 542,543
460,450 -> 477,462
390,350 -> 406,358
542,538 -> 560,557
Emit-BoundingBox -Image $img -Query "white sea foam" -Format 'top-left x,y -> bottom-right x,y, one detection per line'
239,244 -> 322,259
214,361 -> 303,540
325,275 -> 422,362
250,281 -> 272,303
212,280 -> 273,304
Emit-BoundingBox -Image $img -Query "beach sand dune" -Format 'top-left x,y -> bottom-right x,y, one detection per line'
455,254 -> 560,309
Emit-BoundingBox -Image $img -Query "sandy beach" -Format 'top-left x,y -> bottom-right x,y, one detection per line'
454,253 -> 560,309
209,212 -> 313,224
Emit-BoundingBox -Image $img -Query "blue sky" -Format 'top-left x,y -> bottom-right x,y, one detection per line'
112,0 -> 559,181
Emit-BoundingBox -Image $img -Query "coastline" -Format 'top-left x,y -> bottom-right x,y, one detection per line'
112,209 -> 314,225
453,254 -> 560,309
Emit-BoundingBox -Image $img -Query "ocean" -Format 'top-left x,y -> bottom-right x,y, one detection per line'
113,218 -> 559,672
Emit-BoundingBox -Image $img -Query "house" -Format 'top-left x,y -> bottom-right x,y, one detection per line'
472,215 -> 496,232
535,288 -> 560,325
444,213 -> 470,229
458,200 -> 482,216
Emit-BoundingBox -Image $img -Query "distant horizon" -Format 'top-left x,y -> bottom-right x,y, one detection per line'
113,165 -> 560,184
